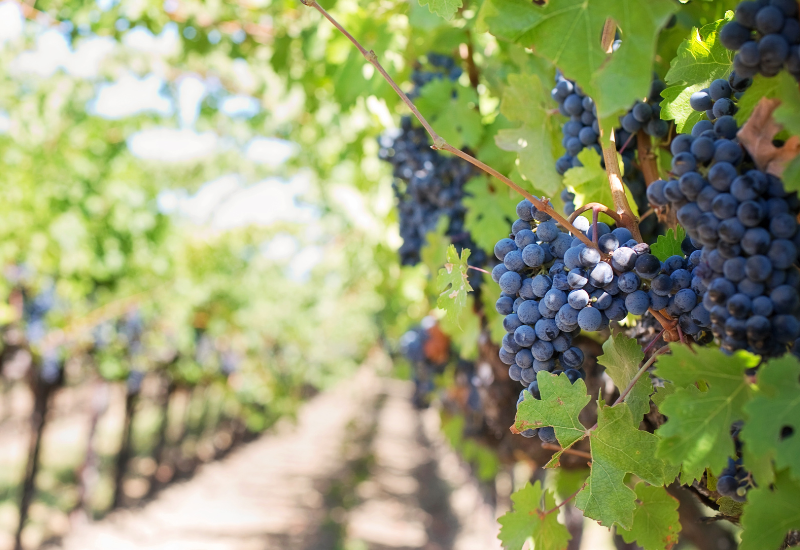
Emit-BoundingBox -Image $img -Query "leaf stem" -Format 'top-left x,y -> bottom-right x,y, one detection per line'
642,327 -> 666,356
543,484 -> 586,516
612,345 -> 670,407
299,0 -> 600,251
467,265 -> 490,274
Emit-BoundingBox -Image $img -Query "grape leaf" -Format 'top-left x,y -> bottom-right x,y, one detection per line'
515,371 -> 590,449
564,149 -> 639,224
734,74 -> 782,126
418,0 -> 462,22
773,72 -> 800,193
739,470 -> 800,550
415,78 -> 484,149
661,15 -> 734,133
649,226 -> 686,262
651,382 -> 676,408
597,333 -> 651,423
741,356 -> 800,482
654,346 -> 758,483
498,481 -> 572,550
463,176 -> 518,253
481,0 -> 676,125
436,245 -> 473,328
421,216 -> 451,279
439,296 -> 480,359
495,73 -> 562,197
575,402 -> 677,529
551,467 -> 590,500
618,484 -> 682,550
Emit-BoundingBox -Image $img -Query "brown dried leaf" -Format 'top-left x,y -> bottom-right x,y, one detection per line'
738,97 -> 800,178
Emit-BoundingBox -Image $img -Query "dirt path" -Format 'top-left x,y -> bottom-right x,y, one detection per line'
50,369 -> 501,550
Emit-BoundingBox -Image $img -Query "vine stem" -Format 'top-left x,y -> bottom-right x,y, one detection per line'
467,265 -> 490,274
568,203 -> 623,225
543,484 -> 586,516
599,18 -> 642,243
300,0 -> 599,251
540,442 -> 592,460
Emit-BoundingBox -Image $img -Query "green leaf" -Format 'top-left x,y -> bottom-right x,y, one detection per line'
734,74 -> 782,126
440,295 -> 481,359
495,73 -> 562,197
649,226 -> 686,262
661,15 -> 734,133
651,382 -> 676,409
498,481 -> 572,550
515,371 -> 590,449
463,177 -> 519,253
597,333 -> 651,423
483,0 -> 676,125
550,467 -> 590,500
739,470 -> 800,550
575,402 -> 677,529
618,484 -> 682,550
741,355 -> 800,481
773,70 -> 800,194
565,149 -> 639,224
416,79 -> 484,149
421,216 -> 451,278
418,0 -> 463,21
654,346 -> 758,482
436,245 -> 474,328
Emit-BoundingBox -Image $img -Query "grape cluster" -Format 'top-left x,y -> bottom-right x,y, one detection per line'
399,318 -> 449,408
552,74 -> 661,239
379,116 -> 485,269
379,57 -> 485,271
720,0 -> 800,81
688,72 -> 753,123
494,197 -> 715,415
648,115 -> 800,355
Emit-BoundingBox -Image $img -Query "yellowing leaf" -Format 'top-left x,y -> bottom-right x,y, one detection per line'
436,245 -> 473,328
661,15 -> 734,134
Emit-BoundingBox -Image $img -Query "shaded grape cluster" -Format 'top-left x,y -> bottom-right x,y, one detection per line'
379,58 -> 485,272
717,422 -> 753,502
648,115 -> 800,355
399,318 -> 450,409
720,0 -> 800,81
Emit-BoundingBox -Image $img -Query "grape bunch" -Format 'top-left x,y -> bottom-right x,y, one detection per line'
688,72 -> 753,123
379,57 -> 486,272
399,317 -> 451,408
647,114 -> 800,355
720,0 -> 800,81
552,74 -> 662,239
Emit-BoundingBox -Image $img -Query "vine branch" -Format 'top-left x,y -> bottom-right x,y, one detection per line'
568,202 -> 623,225
300,0 -> 600,250
599,18 -> 642,243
